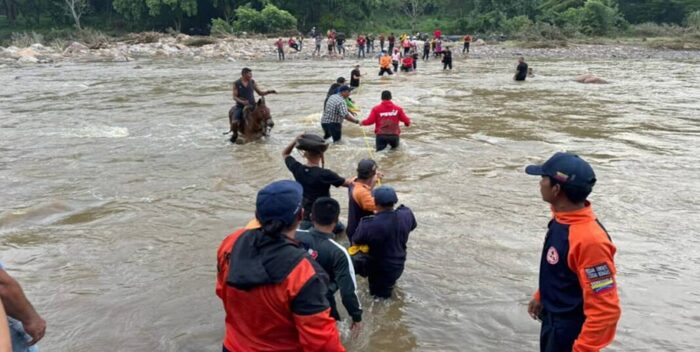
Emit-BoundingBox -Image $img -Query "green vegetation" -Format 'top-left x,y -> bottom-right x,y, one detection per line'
1,0 -> 699,47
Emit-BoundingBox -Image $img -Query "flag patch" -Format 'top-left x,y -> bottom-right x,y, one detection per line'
590,278 -> 615,294
585,263 -> 612,279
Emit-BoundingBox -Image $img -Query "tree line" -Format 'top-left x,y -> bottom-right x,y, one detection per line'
2,0 -> 699,36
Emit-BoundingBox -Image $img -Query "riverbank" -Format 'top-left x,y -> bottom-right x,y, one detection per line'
2,33 -> 699,66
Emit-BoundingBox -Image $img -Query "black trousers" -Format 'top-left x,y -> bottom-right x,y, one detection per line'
368,261 -> 404,298
540,310 -> 585,352
376,134 -> 400,151
379,67 -> 393,76
443,60 -> 452,70
321,122 -> 342,142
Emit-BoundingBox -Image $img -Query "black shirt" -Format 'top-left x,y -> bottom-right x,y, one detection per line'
285,156 -> 346,220
234,79 -> 256,108
515,62 -> 528,81
350,69 -> 360,87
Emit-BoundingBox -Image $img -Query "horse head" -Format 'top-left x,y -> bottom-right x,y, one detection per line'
255,97 -> 274,136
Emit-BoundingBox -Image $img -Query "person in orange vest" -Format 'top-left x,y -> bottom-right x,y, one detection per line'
525,152 -> 621,352
462,34 -> 472,54
216,180 -> 345,352
378,51 -> 394,76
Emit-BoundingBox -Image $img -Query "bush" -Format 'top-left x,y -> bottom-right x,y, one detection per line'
183,36 -> 217,47
233,4 -> 297,34
501,16 -> 534,35
580,0 -> 623,36
211,18 -> 234,36
687,11 -> 700,30
11,32 -> 44,47
628,22 -> 687,37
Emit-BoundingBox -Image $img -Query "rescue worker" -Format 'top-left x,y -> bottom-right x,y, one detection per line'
296,198 -> 363,336
321,86 -> 360,143
378,51 -> 394,76
282,133 -> 353,232
360,90 -> 411,151
346,159 -> 381,242
216,180 -> 345,352
525,152 -> 621,352
230,67 -> 276,133
352,186 -> 417,298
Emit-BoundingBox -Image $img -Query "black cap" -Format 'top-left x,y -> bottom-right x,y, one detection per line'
357,159 -> 377,179
337,77 -> 346,83
373,186 -> 398,206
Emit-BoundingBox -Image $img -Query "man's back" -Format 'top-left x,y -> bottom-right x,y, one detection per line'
353,206 -> 417,264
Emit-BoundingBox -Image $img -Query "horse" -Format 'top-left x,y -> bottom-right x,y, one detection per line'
225,97 -> 274,143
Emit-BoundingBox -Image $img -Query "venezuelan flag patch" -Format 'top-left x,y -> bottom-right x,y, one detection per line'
590,278 -> 615,294
585,263 -> 615,294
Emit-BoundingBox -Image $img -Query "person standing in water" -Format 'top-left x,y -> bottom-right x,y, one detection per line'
360,90 -> 411,151
275,38 -> 285,60
525,152 -> 621,352
378,51 -> 394,76
442,46 -> 453,70
350,64 -> 362,88
514,56 -> 528,81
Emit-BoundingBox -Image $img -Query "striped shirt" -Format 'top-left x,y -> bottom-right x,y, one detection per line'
322,94 -> 350,124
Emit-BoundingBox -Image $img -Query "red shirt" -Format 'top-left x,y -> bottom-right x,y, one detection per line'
357,37 -> 366,45
402,56 -> 413,67
288,38 -> 296,46
361,100 -> 411,136
276,40 -> 284,48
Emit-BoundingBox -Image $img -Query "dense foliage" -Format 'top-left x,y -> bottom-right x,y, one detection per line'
2,0 -> 699,36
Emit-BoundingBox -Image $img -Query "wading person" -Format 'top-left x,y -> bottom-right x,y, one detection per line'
324,77 -> 347,109
216,180 -> 345,352
422,39 -> 430,60
360,90 -> 411,151
441,46 -> 452,70
378,51 -> 393,76
514,56 -> 528,81
387,33 -> 396,54
462,34 -> 472,54
321,86 -> 360,143
230,68 -> 276,135
391,48 -> 401,73
275,38 -> 285,60
296,198 -> 363,336
0,263 -> 47,352
525,152 -> 621,352
346,159 -> 380,242
313,34 -> 322,56
352,186 -> 417,298
282,133 -> 352,231
350,64 -> 362,88
400,55 -> 414,72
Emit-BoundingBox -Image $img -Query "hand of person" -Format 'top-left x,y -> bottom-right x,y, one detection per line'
376,171 -> 385,179
527,298 -> 542,321
268,90 -> 277,94
240,99 -> 249,106
24,315 -> 46,346
350,321 -> 363,339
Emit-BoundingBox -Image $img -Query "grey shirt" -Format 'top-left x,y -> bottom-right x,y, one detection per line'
322,94 -> 350,124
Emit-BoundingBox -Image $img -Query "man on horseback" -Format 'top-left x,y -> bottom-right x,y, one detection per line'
231,67 -> 276,134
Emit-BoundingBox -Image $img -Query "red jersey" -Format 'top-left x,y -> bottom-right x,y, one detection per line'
361,100 -> 411,136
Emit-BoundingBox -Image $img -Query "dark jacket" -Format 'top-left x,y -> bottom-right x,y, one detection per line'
296,228 -> 363,322
216,228 -> 345,352
353,205 -> 417,265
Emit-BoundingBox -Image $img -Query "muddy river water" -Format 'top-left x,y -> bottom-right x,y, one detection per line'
1,54 -> 699,351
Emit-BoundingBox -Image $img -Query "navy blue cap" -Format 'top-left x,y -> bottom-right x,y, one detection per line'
373,186 -> 398,206
525,152 -> 596,189
256,180 -> 303,226
338,85 -> 354,93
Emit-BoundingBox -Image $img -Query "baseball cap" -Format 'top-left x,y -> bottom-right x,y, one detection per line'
336,77 -> 346,83
255,180 -> 303,227
373,186 -> 398,206
525,152 -> 596,189
357,159 -> 377,179
338,85 -> 354,93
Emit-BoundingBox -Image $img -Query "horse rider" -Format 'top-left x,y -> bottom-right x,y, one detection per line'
231,67 -> 277,131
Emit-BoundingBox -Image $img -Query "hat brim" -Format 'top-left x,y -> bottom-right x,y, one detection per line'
525,165 -> 545,176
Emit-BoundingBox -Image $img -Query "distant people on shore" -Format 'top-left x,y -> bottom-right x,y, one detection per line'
275,38 -> 285,60
288,37 -> 300,51
463,34 -> 472,54
514,56 -> 528,81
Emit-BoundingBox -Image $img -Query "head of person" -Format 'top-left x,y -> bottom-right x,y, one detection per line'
518,56 -> 525,63
338,85 -> 353,98
255,180 -> 304,236
296,133 -> 328,160
381,90 -> 392,101
525,152 -> 596,206
336,76 -> 346,84
357,158 -> 377,180
354,64 -> 360,69
373,186 -> 398,210
311,197 -> 340,228
241,67 -> 252,80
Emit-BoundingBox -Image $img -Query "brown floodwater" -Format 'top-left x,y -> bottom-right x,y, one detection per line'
1,54 -> 699,351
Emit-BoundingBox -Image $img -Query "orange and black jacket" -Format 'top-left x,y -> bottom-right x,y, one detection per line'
216,228 -> 345,352
533,202 -> 621,352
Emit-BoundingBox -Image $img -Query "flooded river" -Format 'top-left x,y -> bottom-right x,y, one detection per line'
1,55 -> 699,351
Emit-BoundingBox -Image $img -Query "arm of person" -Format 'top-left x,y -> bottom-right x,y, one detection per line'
291,262 -> 346,351
398,107 -> 411,127
253,81 -> 276,96
360,107 -> 378,126
282,134 -> 303,158
332,247 -> 363,323
351,220 -> 370,245
355,186 -> 377,213
0,269 -> 46,346
341,102 -> 359,124
232,83 -> 248,106
321,169 -> 348,189
569,235 -> 621,352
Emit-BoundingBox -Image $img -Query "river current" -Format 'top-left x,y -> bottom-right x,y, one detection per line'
1,55 -> 699,351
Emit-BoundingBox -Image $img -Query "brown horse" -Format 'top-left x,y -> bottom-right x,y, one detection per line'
226,97 -> 274,143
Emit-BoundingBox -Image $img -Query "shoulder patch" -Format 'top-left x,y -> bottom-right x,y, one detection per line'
585,263 -> 615,294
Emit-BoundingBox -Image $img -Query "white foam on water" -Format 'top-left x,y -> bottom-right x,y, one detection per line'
41,125 -> 130,139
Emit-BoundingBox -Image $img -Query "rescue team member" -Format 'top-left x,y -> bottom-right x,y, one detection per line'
321,86 -> 361,143
216,180 -> 345,352
282,134 -> 353,232
525,152 -> 621,352
346,159 -> 381,242
360,90 -> 411,151
400,55 -> 414,72
378,51 -> 394,76
352,186 -> 417,298
0,262 -> 46,351
230,68 -> 276,134
296,198 -> 363,336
